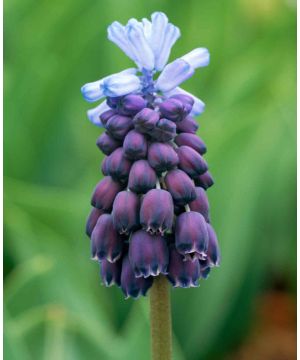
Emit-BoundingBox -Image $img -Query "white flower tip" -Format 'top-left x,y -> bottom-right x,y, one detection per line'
155,59 -> 194,92
86,102 -> 108,127
181,48 -> 210,69
151,11 -> 168,23
81,82 -> 103,103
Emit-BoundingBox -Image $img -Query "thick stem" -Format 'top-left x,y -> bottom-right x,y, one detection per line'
150,276 -> 172,360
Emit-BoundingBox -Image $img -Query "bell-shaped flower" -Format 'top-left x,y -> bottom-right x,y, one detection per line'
140,189 -> 174,235
148,142 -> 179,173
175,211 -> 209,259
164,87 -> 205,116
177,145 -> 208,178
112,190 -> 140,234
96,132 -> 121,156
176,115 -> 199,134
105,147 -> 132,182
120,255 -> 153,299
158,98 -> 190,123
128,160 -> 157,194
100,109 -> 117,126
91,214 -> 123,262
118,94 -> 147,116
100,259 -> 122,287
164,169 -> 196,205
194,171 -> 214,190
101,156 -> 109,176
167,245 -> 201,288
91,176 -> 123,210
133,108 -> 160,134
106,114 -> 133,140
151,118 -> 176,142
129,230 -> 169,278
188,187 -> 210,222
175,133 -> 207,155
86,207 -> 105,238
123,130 -> 148,160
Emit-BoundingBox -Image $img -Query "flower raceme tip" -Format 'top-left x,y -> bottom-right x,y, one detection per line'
81,12 -> 210,126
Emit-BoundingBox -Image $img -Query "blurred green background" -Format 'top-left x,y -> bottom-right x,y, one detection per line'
4,0 -> 296,359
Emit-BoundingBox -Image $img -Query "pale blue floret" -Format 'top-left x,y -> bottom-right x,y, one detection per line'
87,101 -> 109,127
82,12 -> 210,124
155,23 -> 180,71
101,73 -> 141,97
141,18 -> 152,40
81,69 -> 140,102
181,48 -> 210,69
107,22 -> 138,63
149,12 -> 181,71
81,79 -> 104,102
155,59 -> 194,93
126,20 -> 155,70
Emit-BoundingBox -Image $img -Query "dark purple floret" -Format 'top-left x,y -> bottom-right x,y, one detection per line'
151,118 -> 176,142
176,115 -> 199,134
91,176 -> 123,210
129,230 -> 169,278
101,156 -> 109,176
123,130 -> 148,160
106,96 -> 122,109
175,133 -> 207,155
175,211 -> 209,259
86,207 -> 105,237
133,108 -> 160,134
177,145 -> 208,178
128,159 -> 157,193
100,259 -> 122,286
112,190 -> 140,234
167,245 -> 201,288
164,169 -> 196,205
194,171 -> 214,190
120,255 -> 153,299
118,94 -> 147,116
140,189 -> 174,235
96,132 -> 121,155
105,147 -> 132,182
100,109 -> 117,126
159,98 -> 189,122
148,142 -> 179,173
106,114 -> 133,140
188,187 -> 210,222
170,94 -> 194,108
206,224 -> 221,266
91,214 -> 123,262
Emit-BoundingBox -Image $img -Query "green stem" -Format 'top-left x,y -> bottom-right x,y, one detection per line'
150,276 -> 172,360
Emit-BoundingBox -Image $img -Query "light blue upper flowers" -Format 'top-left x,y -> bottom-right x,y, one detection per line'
81,12 -> 210,126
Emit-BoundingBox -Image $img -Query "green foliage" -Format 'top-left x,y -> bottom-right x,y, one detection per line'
4,0 -> 296,359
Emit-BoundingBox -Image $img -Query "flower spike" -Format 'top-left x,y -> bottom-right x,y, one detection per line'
82,12 -> 219,298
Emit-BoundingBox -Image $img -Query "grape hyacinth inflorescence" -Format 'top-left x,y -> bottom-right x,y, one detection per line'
82,12 -> 220,299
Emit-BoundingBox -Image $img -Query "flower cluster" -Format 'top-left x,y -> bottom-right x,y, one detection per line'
83,12 -> 220,299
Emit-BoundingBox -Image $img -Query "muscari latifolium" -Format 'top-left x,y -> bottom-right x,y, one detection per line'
82,12 -> 221,299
